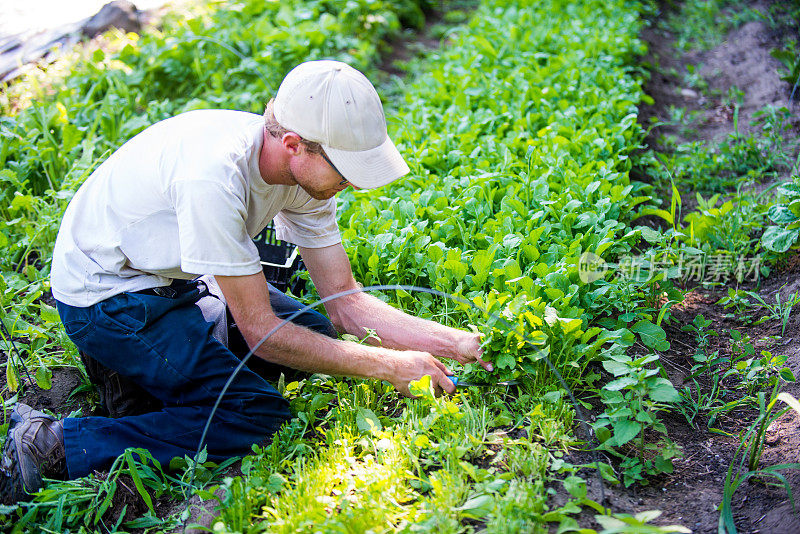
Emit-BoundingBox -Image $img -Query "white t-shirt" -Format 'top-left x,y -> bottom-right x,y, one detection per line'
51,110 -> 340,307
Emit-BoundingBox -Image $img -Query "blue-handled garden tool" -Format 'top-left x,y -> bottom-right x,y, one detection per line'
447,376 -> 519,388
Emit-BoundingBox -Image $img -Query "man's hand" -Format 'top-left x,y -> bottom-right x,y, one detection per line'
446,331 -> 493,372
388,349 -> 456,397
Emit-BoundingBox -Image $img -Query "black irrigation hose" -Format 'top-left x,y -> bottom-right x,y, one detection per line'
0,316 -> 35,390
183,284 -> 607,527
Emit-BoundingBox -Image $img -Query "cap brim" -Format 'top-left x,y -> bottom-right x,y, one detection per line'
323,136 -> 410,189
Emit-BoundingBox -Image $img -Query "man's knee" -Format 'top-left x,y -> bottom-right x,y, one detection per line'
212,390 -> 289,453
251,390 -> 291,427
267,284 -> 337,339
295,309 -> 337,338
79,351 -> 162,418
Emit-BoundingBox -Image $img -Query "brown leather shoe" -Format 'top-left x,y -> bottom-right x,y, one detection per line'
0,403 -> 66,503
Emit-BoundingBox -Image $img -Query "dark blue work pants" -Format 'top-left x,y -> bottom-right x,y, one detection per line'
55,281 -> 334,479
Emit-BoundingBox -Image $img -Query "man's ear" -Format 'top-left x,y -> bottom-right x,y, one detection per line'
281,132 -> 305,155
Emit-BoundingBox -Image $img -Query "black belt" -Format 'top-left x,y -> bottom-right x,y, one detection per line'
135,279 -> 209,299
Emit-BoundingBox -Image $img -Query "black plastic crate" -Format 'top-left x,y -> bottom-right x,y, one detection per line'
253,223 -> 306,293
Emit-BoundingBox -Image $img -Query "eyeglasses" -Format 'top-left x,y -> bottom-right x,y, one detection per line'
321,151 -> 349,186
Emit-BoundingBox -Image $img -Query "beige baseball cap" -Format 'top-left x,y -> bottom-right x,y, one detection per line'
273,60 -> 409,189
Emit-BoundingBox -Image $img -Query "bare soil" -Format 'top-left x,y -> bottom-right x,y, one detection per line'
640,6 -> 799,147
567,258 -> 800,534
564,2 -> 800,533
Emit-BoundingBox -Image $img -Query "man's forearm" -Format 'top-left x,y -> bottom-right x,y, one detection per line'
240,317 -> 454,396
216,272 -> 457,396
328,292 -> 469,359
243,318 -> 389,379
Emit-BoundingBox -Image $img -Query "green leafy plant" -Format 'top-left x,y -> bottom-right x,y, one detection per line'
676,316 -> 794,433
641,105 -> 795,195
2,447 -> 234,531
761,178 -> 800,253
725,331 -> 794,398
716,288 -> 756,323
593,351 -> 682,486
7,0 -> 786,529
676,314 -> 731,426
659,0 -> 759,52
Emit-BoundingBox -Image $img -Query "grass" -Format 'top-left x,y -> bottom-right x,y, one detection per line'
644,103 -> 796,194
658,0 -> 761,52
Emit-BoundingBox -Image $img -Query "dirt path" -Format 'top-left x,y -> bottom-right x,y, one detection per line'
583,2 -> 800,532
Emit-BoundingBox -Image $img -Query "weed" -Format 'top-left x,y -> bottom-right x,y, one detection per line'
746,285 -> 800,336
719,392 -> 800,534
3,447 -> 233,531
771,40 -> 800,100
659,0 -> 759,52
641,104 -> 795,195
716,288 -> 756,324
676,315 -> 729,426
677,314 -> 795,436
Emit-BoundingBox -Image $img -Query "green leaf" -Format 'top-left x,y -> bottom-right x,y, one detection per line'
602,360 -> 631,377
367,254 -> 379,270
39,303 -> 60,324
639,208 -> 673,226
35,366 -> 52,390
605,376 -> 637,391
125,451 -> 154,513
780,368 -> 796,382
563,475 -> 587,499
595,515 -> 627,529
457,494 -> 493,518
495,353 -> 516,369
6,363 -> 19,392
265,473 -> 287,493
472,249 -> 495,287
647,380 -> 680,403
653,455 -> 674,474
409,375 -> 434,399
598,462 -> 619,483
611,419 -> 640,447
10,194 -> 34,213
768,205 -> 800,225
356,407 -> 382,434
594,426 -> 611,444
762,226 -> 800,253
631,320 -> 669,351
777,183 -> 800,198
542,390 -> 563,403
639,226 -> 662,244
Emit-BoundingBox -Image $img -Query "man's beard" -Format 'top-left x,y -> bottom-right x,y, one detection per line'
297,183 -> 334,200
287,165 -> 337,200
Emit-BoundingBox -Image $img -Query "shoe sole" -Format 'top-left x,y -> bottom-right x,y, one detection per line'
0,405 -> 47,503
0,426 -> 36,504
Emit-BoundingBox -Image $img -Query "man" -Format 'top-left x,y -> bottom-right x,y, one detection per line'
0,60 -> 491,502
